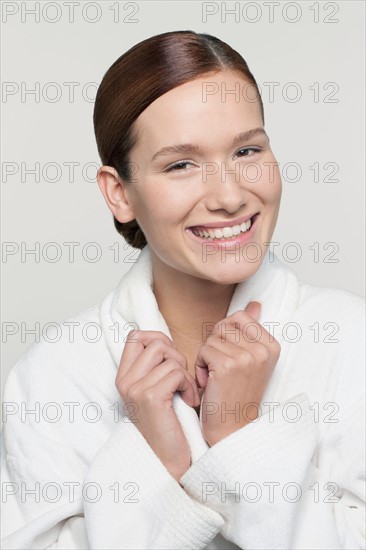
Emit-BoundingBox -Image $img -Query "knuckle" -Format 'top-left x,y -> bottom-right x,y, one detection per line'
273,340 -> 281,357
163,358 -> 179,369
115,377 -> 126,395
149,338 -> 168,354
221,356 -> 237,372
230,311 -> 245,322
142,387 -> 156,404
159,346 -> 187,369
237,350 -> 251,365
126,329 -> 140,341
168,368 -> 184,383
153,331 -> 172,343
241,350 -> 256,368
255,344 -> 270,363
165,359 -> 178,376
127,385 -> 139,403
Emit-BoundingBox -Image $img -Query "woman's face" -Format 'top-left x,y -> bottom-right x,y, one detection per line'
121,69 -> 282,284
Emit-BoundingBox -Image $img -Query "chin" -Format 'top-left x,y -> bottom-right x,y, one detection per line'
198,262 -> 261,285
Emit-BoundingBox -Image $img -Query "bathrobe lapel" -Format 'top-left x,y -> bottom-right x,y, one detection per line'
100,244 -> 301,462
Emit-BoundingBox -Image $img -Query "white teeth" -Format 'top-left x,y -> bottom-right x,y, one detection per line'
192,218 -> 253,240
222,227 -> 233,238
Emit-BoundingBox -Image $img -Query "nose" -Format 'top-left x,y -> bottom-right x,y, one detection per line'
202,161 -> 249,213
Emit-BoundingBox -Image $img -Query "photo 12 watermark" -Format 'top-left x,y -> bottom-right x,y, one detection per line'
201,2 -> 340,24
1,1 -> 141,24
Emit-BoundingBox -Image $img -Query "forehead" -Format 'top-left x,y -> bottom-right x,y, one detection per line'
133,70 -> 262,150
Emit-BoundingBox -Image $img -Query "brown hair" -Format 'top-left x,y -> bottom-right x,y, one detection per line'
93,30 -> 264,249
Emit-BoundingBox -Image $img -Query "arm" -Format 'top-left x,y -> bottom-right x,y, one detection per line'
180,296 -> 365,550
181,382 -> 365,548
83,418 -> 224,549
182,295 -> 365,549
180,393 -> 323,550
1,345 -> 224,550
2,423 -> 224,550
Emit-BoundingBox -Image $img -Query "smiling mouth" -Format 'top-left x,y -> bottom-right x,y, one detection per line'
188,213 -> 259,241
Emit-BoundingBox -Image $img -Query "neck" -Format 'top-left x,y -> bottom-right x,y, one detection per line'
151,256 -> 237,347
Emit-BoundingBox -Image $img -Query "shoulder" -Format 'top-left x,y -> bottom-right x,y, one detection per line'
298,281 -> 364,316
294,280 -> 365,349
2,300 -> 120,479
290,276 -> 365,333
3,298 -> 117,405
271,253 -> 364,336
293,281 -> 365,401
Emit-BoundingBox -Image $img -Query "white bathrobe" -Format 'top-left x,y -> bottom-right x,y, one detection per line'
1,244 -> 365,549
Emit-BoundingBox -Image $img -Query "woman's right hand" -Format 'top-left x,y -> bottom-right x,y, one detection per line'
115,330 -> 200,483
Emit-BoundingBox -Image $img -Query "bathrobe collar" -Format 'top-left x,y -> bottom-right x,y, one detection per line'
100,243 -> 301,461
107,243 -> 300,339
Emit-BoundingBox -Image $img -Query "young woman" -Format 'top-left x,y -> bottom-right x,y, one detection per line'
2,31 -> 365,550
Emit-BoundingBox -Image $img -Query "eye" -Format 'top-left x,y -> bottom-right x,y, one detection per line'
235,147 -> 261,158
165,160 -> 193,172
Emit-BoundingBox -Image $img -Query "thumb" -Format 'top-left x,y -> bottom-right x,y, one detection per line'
244,301 -> 262,322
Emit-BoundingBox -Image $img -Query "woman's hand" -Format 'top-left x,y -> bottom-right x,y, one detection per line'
195,302 -> 281,447
115,330 -> 200,483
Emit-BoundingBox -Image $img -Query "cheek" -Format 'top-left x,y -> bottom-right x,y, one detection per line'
258,159 -> 282,203
130,185 -> 183,238
139,178 -> 195,220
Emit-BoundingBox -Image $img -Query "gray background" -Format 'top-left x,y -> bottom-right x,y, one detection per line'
1,0 -> 365,386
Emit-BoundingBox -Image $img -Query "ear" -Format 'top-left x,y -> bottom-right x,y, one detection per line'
97,165 -> 136,223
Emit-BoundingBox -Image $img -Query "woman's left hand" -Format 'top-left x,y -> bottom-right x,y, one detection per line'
195,301 -> 281,447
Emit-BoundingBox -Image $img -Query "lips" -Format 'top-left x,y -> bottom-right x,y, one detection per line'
188,212 -> 259,232
185,213 -> 260,246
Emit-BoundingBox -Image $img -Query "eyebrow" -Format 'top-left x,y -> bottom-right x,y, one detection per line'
150,127 -> 268,162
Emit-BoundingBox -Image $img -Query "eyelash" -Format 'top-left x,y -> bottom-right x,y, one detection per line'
164,147 -> 261,172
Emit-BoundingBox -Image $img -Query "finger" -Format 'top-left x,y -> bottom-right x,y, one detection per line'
195,341 -> 258,385
140,368 -> 199,408
211,301 -> 261,339
196,337 -> 279,397
118,330 -> 176,379
199,338 -> 252,362
212,310 -> 276,348
203,325 -> 279,370
118,341 -> 188,389
194,343 -> 221,389
129,359 -> 200,407
244,301 -> 262,321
